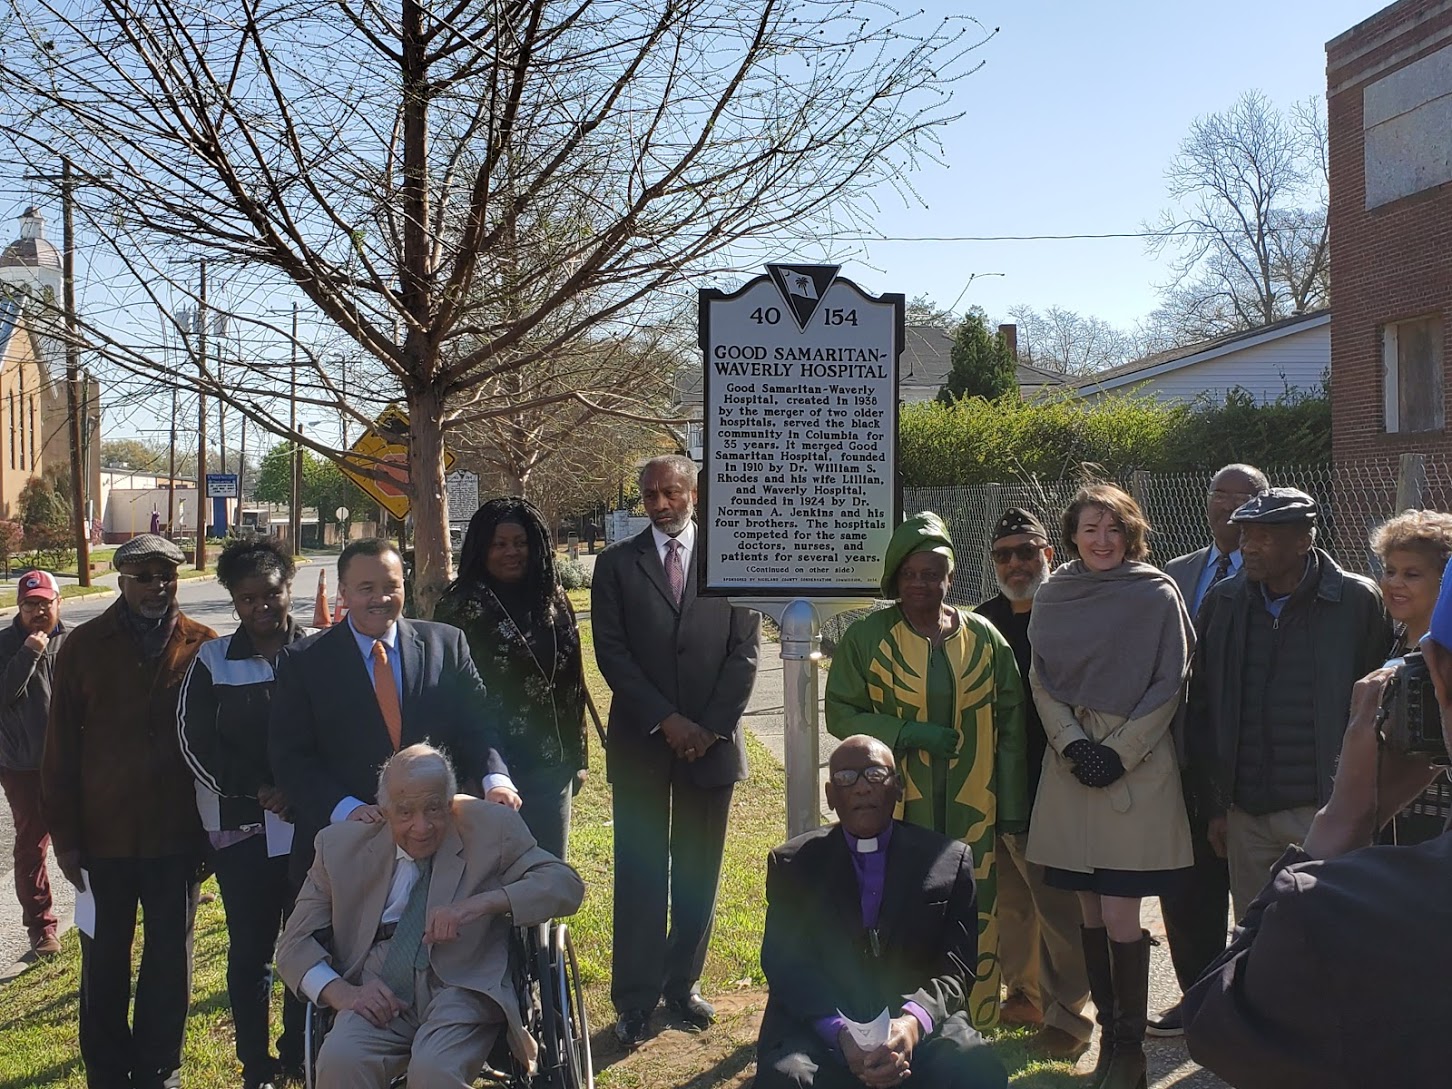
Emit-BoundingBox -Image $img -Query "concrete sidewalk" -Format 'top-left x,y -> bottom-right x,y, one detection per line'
740,646 -> 1229,1089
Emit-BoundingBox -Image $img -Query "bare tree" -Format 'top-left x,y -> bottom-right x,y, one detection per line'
1146,90 -> 1329,343
0,0 -> 986,612
1007,304 -> 1135,375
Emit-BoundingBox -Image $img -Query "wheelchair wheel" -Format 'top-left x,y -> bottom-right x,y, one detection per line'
304,1003 -> 334,1089
552,923 -> 592,1089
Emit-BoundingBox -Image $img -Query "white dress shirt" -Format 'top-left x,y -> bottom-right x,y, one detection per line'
298,845 -> 425,1003
652,519 -> 695,575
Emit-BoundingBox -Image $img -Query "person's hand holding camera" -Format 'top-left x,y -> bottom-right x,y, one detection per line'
1302,665 -> 1443,861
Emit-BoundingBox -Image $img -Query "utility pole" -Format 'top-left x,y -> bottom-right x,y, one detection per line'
196,260 -> 208,571
289,303 -> 301,553
167,386 -> 177,536
23,162 -> 95,584
59,161 -> 92,585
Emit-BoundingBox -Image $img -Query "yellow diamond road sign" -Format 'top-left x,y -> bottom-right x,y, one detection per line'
340,407 -> 456,520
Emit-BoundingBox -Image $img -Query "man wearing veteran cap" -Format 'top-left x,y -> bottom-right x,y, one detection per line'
974,509 -> 1092,1059
43,534 -> 218,1089
826,512 -> 1028,1031
1187,489 -> 1392,917
0,569 -> 67,957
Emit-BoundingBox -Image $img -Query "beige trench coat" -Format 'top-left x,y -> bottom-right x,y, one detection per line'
1024,666 -> 1192,874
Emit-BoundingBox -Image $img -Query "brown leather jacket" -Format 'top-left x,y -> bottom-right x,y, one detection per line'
42,600 -> 217,860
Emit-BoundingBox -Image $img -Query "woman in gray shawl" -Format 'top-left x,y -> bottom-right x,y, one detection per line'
1025,483 -> 1194,1089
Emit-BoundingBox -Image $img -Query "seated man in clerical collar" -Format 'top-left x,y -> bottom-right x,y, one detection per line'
277,744 -> 583,1089
755,735 -> 1008,1089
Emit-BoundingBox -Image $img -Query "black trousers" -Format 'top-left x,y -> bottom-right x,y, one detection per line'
756,1015 -> 1008,1089
514,765 -> 575,861
610,755 -> 732,1014
1159,775 -> 1231,992
211,834 -> 305,1080
79,854 -> 200,1089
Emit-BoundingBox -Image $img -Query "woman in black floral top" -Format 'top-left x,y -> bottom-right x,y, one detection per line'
435,496 -> 587,858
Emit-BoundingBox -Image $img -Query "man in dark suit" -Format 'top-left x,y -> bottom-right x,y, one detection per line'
591,454 -> 761,1046
756,735 -> 1007,1089
1183,571 -> 1452,1088
1152,462 -> 1265,1036
269,538 -> 516,884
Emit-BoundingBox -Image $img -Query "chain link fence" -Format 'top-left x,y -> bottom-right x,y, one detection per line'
821,453 -> 1452,645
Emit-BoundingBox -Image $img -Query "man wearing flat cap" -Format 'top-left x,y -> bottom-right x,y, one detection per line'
43,533 -> 218,1089
973,508 -> 1091,1059
1187,489 -> 1392,917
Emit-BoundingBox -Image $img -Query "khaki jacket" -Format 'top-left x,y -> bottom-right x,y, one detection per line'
1024,667 -> 1192,874
277,797 -> 584,1068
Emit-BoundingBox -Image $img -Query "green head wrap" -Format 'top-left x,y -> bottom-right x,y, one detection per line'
880,511 -> 956,598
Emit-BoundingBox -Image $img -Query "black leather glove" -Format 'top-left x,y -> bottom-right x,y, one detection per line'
1070,742 -> 1126,788
1064,738 -> 1094,763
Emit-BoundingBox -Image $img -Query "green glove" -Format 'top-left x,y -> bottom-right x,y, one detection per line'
900,722 -> 959,759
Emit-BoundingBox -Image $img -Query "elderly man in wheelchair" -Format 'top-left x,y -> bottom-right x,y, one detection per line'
277,743 -> 586,1089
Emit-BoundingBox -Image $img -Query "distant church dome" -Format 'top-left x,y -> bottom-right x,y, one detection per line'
0,208 -> 61,272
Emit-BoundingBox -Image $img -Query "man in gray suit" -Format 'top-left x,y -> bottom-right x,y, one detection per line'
1153,463 -> 1266,1036
591,454 -> 761,1047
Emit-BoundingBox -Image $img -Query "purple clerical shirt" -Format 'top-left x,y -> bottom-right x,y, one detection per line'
813,822 -> 933,1049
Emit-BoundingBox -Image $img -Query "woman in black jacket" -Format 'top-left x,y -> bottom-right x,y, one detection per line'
434,496 -> 587,859
177,535 -> 309,1089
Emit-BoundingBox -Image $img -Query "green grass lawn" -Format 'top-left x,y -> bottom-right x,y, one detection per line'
0,617 -> 1083,1087
58,584 -> 112,601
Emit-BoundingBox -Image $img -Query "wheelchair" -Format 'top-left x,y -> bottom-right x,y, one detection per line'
304,919 -> 592,1089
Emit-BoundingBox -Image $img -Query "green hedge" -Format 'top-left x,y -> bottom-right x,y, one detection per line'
902,387 -> 1331,487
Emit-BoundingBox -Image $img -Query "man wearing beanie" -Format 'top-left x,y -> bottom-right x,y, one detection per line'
1188,489 -> 1391,918
974,508 -> 1091,1060
0,569 -> 67,958
43,534 -> 217,1089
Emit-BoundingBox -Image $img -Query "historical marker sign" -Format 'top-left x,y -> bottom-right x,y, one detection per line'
445,470 -> 480,524
699,265 -> 902,596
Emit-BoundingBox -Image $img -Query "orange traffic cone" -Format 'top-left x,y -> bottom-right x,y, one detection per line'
312,569 -> 332,629
333,587 -> 347,624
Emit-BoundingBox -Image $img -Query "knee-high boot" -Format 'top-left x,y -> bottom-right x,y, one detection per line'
1100,930 -> 1151,1089
1080,926 -> 1114,1084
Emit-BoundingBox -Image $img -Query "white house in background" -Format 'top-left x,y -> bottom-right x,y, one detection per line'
1068,309 -> 1330,404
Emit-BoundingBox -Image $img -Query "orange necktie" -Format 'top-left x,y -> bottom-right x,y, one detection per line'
372,640 -> 403,751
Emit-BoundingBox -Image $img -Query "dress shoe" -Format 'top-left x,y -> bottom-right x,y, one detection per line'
1029,1025 -> 1090,1061
999,993 -> 1043,1027
614,1009 -> 651,1048
666,993 -> 716,1030
30,933 -> 61,957
1146,1001 -> 1183,1037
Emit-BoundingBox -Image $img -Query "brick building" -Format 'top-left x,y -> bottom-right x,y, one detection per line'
1328,0 -> 1452,470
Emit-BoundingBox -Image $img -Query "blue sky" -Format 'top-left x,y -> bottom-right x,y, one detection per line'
840,0 -> 1377,330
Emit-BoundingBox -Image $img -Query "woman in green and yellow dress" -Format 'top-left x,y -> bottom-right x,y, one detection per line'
825,512 -> 1028,1031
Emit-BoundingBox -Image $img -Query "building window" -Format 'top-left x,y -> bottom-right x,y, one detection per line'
6,392 -> 12,470
28,397 -> 36,469
1384,315 -> 1445,433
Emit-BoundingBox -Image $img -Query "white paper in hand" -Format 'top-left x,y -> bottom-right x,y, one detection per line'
265,810 -> 295,858
837,1007 -> 891,1050
74,868 -> 96,938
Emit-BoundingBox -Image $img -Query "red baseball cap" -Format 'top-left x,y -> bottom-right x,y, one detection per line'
17,570 -> 59,604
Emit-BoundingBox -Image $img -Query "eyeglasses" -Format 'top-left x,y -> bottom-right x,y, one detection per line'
829,765 -> 895,788
992,543 -> 1045,564
119,571 -> 178,585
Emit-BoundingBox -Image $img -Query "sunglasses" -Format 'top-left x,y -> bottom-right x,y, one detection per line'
119,571 -> 178,585
992,543 -> 1045,564
829,765 -> 895,788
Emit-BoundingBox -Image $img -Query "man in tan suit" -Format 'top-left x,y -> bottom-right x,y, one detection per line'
277,744 -> 584,1088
